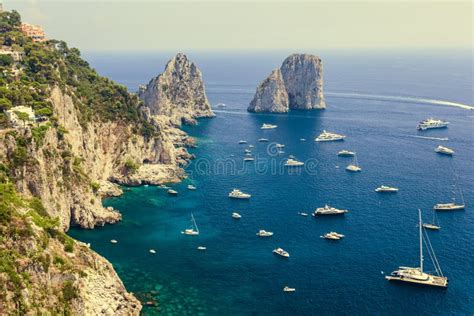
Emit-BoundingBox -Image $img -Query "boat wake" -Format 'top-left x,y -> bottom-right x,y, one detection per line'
326,92 -> 474,110
409,135 -> 449,141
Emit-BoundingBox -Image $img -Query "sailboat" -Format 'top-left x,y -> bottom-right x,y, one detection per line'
385,209 -> 448,288
423,210 -> 441,230
434,170 -> 465,211
346,154 -> 362,172
181,213 -> 199,236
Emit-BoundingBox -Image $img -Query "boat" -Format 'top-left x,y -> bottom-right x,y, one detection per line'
321,232 -> 345,240
248,145 -> 255,148
261,123 -> 278,129
243,157 -> 255,162
298,212 -> 308,217
284,158 -> 304,167
338,150 -> 356,157
434,172 -> 465,211
181,213 -> 199,236
228,189 -> 251,199
256,230 -> 273,237
385,209 -> 448,288
375,185 -> 399,193
273,248 -> 290,258
277,150 -> 285,155
300,138 -> 306,141
158,184 -> 170,189
423,210 -> 440,230
197,246 -> 207,251
258,138 -> 269,142
313,204 -> 348,216
283,286 -> 296,292
346,154 -> 361,172
232,212 -> 242,219
244,149 -> 252,153
417,118 -> 449,131
216,103 -> 226,108
167,189 -> 178,196
315,130 -> 346,142
187,184 -> 196,190
238,140 -> 247,144
276,143 -> 285,148
435,145 -> 454,156
149,249 -> 156,254
110,239 -> 118,244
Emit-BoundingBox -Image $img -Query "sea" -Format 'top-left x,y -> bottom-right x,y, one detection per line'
69,50 -> 474,315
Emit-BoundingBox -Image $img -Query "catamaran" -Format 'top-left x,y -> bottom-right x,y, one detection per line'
346,154 -> 362,172
385,209 -> 448,288
417,118 -> 449,131
181,213 -> 199,236
423,210 -> 441,230
315,130 -> 346,142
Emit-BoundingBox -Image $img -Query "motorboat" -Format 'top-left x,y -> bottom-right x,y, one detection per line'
417,118 -> 449,131
375,185 -> 399,193
338,150 -> 355,157
167,189 -> 178,196
284,158 -> 304,167
435,145 -> 454,155
315,130 -> 346,142
313,204 -> 348,216
261,123 -> 278,129
228,189 -> 251,199
273,248 -> 290,258
256,230 -> 273,237
232,212 -> 242,219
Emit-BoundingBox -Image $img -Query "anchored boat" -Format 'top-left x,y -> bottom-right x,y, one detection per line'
181,213 -> 199,236
385,209 -> 448,288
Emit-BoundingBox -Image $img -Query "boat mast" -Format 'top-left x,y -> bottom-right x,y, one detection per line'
419,209 -> 423,273
192,213 -> 199,233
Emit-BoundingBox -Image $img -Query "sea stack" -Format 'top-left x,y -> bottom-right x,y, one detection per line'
139,53 -> 215,125
248,53 -> 326,113
248,69 -> 289,113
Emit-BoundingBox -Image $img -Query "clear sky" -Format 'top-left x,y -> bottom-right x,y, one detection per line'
4,0 -> 473,52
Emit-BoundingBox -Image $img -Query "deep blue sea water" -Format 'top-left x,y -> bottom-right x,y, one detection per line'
70,51 -> 473,315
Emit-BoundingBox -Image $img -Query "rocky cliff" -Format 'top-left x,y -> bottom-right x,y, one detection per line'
248,53 -> 326,112
248,69 -> 289,113
138,53 -> 215,125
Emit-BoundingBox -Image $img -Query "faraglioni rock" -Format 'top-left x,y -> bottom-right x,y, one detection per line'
139,53 -> 215,125
248,69 -> 289,113
248,53 -> 326,113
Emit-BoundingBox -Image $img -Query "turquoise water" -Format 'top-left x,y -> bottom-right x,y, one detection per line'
70,52 -> 473,315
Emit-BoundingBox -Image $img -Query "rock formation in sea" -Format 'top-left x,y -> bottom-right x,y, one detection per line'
138,53 -> 215,125
248,69 -> 289,113
248,53 -> 326,113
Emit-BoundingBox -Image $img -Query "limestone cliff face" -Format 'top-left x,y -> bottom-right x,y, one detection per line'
280,54 -> 325,109
248,53 -> 326,112
248,69 -> 289,113
138,53 -> 214,125
0,87 -> 192,231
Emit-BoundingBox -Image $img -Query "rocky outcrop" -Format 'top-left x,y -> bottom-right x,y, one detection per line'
248,69 -> 289,113
138,53 -> 214,125
0,87 -> 193,231
248,53 -> 326,113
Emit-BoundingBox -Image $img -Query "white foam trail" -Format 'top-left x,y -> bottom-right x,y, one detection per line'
326,92 -> 474,110
409,135 -> 449,141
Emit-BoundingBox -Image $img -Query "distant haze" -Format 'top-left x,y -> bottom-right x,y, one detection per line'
4,0 -> 473,52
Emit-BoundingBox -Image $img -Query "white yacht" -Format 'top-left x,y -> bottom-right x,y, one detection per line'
149,249 -> 156,254
315,130 -> 346,142
273,248 -> 290,258
338,150 -> 355,157
197,246 -> 207,251
258,138 -> 269,142
238,140 -> 247,144
261,123 -> 278,130
321,232 -> 345,240
346,154 -> 361,172
284,158 -> 304,167
375,185 -> 399,193
232,212 -> 242,219
181,213 -> 199,236
313,204 -> 348,216
167,189 -> 178,196
243,157 -> 255,162
110,239 -> 118,244
283,286 -> 296,292
435,145 -> 454,155
385,209 -> 448,288
228,189 -> 251,199
187,184 -> 196,190
256,230 -> 273,237
417,118 -> 449,131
